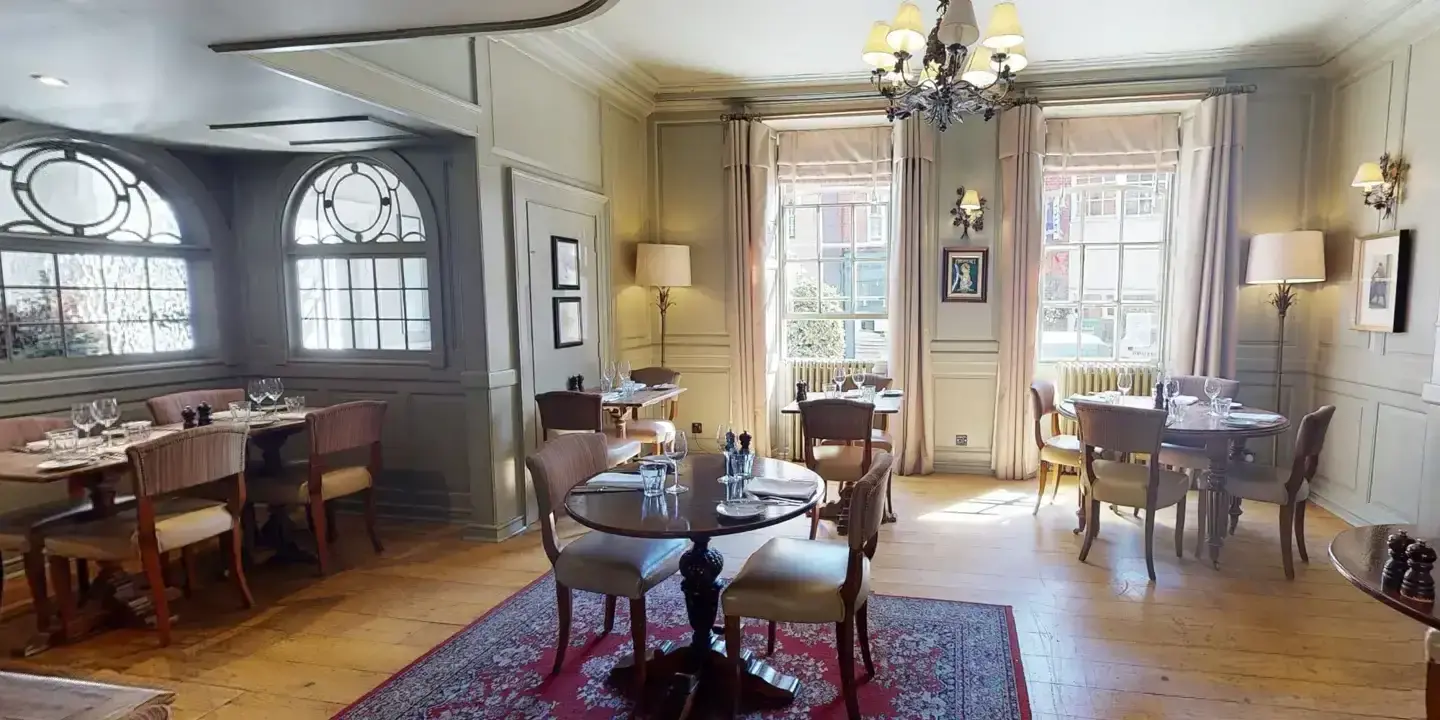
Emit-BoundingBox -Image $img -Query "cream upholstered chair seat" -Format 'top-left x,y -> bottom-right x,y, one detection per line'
625,419 -> 676,446
554,532 -> 685,600
811,445 -> 872,484
1210,463 -> 1310,505
1088,460 -> 1190,509
722,537 -> 869,624
44,497 -> 234,562
248,465 -> 372,506
1040,434 -> 1081,465
0,499 -> 106,553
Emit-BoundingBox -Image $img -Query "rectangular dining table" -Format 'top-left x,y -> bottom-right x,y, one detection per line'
780,390 -> 904,530
597,386 -> 687,438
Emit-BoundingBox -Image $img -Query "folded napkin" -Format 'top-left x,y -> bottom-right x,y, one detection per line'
1172,395 -> 1198,406
1229,411 -> 1282,423
746,477 -> 816,500
601,391 -> 626,402
23,437 -> 103,454
276,411 -> 308,421
651,383 -> 677,390
585,472 -> 645,489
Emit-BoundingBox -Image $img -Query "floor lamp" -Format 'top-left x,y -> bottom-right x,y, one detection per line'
1246,231 -> 1326,417
636,243 -> 692,366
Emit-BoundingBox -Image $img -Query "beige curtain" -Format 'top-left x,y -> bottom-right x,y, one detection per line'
724,118 -> 779,452
1166,93 -> 1247,377
889,117 -> 937,476
992,103 -> 1044,480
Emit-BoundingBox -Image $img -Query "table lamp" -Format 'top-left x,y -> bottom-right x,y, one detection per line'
1246,231 -> 1326,411
635,243 -> 692,366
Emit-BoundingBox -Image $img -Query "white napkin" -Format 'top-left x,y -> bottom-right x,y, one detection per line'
601,391 -> 626,402
746,477 -> 815,500
651,383 -> 677,390
1230,411 -> 1282,423
586,472 -> 645,489
1172,395 -> 1199,406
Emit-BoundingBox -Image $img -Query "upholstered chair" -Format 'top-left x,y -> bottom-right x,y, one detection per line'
535,391 -> 642,467
839,374 -> 894,392
1030,380 -> 1081,514
524,432 -> 685,708
247,401 -> 387,575
829,374 -> 895,452
43,425 -> 253,646
147,389 -> 246,425
800,398 -> 877,539
1075,402 -> 1190,582
1201,405 -> 1334,579
722,452 -> 894,720
626,366 -> 680,455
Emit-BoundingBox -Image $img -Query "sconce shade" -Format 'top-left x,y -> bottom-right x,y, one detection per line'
862,21 -> 895,67
981,2 -> 1025,50
937,0 -> 981,47
959,189 -> 983,210
1352,161 -> 1384,188
961,46 -> 999,88
636,243 -> 692,287
1246,231 -> 1326,284
887,1 -> 929,54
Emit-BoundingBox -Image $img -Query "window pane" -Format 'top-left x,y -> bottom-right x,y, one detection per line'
105,255 -> 147,287
785,319 -> 846,360
785,262 -> 818,313
1079,307 -> 1116,359
324,289 -> 351,319
406,321 -> 431,350
292,160 -> 425,245
298,289 -> 324,320
301,319 -> 324,349
405,289 -> 429,320
1043,191 -> 1076,245
150,290 -> 189,322
110,322 -> 154,354
1041,249 -> 1076,302
786,207 -> 819,259
402,258 -> 428,288
375,258 -> 402,288
95,290 -> 141,321
154,321 -> 193,353
65,324 -> 108,356
376,289 -> 403,319
1038,307 -> 1079,362
323,258 -> 350,288
3,252 -> 56,287
1119,307 -> 1160,361
378,320 -> 406,349
817,261 -> 851,313
0,144 -> 182,244
1122,247 -> 1161,302
58,254 -> 104,288
295,259 -> 323,290
1082,247 -> 1118,301
12,324 -> 62,359
352,290 -> 378,319
8,289 -> 59,322
354,320 -> 380,350
854,260 -> 886,314
325,319 -> 354,349
349,259 -> 375,288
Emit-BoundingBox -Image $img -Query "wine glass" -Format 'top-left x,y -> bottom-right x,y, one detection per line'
832,372 -> 845,394
70,402 -> 97,453
664,431 -> 689,495
1116,368 -> 1134,396
602,361 -> 617,393
1204,377 -> 1222,404
247,379 -> 266,411
91,397 -> 119,448
618,360 -> 632,390
267,377 -> 285,412
1164,375 -> 1180,400
714,423 -> 731,452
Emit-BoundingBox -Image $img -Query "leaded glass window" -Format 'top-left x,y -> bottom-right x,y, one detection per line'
288,158 -> 433,353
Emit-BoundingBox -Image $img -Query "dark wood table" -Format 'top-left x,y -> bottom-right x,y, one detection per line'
778,389 -> 903,415
1058,395 -> 1289,568
1330,524 -> 1440,719
564,453 -> 823,718
597,386 -> 688,438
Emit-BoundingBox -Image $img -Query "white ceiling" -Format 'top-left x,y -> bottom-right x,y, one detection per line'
582,0 -> 1420,89
0,0 -> 614,151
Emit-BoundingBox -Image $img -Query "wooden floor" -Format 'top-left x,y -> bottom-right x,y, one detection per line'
0,474 -> 1424,719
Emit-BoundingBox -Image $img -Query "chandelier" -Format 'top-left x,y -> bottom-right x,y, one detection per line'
862,0 -> 1028,130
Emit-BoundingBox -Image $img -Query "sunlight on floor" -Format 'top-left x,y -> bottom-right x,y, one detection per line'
916,488 -> 1037,524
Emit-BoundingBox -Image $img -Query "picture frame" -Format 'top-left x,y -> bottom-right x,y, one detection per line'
551,235 -> 581,290
552,297 -> 584,348
1351,229 -> 1412,333
941,247 -> 988,302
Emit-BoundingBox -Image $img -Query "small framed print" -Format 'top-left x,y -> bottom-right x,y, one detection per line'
553,297 -> 584,348
1352,230 -> 1412,333
941,247 -> 988,302
551,236 -> 581,290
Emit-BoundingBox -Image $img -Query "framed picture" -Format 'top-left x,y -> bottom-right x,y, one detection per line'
941,247 -> 988,302
551,236 -> 581,290
552,297 -> 584,348
1352,230 -> 1412,333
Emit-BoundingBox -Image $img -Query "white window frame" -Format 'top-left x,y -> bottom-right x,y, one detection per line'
1038,172 -> 1173,363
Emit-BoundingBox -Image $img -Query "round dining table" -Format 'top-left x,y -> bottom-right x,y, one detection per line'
1058,395 -> 1290,568
564,453 -> 824,717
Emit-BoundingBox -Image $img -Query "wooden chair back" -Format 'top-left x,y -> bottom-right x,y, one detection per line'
630,367 -> 682,421
0,416 -> 72,450
524,432 -> 609,564
147,389 -> 246,425
1287,405 -> 1336,496
126,425 -> 249,499
842,452 -> 893,607
1171,375 -> 1239,400
304,401 -> 387,499
841,374 -> 893,391
1029,379 -> 1060,450
1075,402 -> 1167,503
800,398 -> 875,474
535,391 -> 605,436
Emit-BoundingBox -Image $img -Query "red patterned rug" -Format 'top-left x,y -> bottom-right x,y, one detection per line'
335,573 -> 1029,719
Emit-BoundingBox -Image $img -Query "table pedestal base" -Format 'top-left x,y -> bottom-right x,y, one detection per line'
608,637 -> 801,718
13,566 -> 180,657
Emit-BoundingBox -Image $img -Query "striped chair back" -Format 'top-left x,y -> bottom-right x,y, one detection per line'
127,425 -> 249,497
148,389 -> 246,425
307,401 -> 388,456
0,416 -> 72,450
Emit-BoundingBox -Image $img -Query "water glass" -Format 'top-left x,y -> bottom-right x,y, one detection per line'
123,421 -> 152,445
734,452 -> 756,482
284,396 -> 306,413
1166,398 -> 1186,426
46,429 -> 79,460
228,401 -> 253,425
639,460 -> 667,497
1211,396 -> 1233,420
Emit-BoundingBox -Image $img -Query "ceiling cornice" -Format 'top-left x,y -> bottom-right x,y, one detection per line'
497,28 -> 659,117
1322,0 -> 1440,77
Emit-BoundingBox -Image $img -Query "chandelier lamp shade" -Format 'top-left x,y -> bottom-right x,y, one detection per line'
863,0 -> 1028,130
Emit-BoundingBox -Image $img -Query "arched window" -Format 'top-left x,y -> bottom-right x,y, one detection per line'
288,158 -> 433,353
0,140 -> 201,362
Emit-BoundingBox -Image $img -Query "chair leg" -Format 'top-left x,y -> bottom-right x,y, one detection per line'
1078,498 -> 1100,562
857,601 -> 875,677
630,597 -> 648,708
364,487 -> 384,554
140,545 -> 173,646
767,620 -> 777,655
809,505 -> 821,540
310,500 -> 331,576
1174,494 -> 1187,559
325,502 -> 339,544
1279,504 -> 1296,581
603,595 -> 616,635
552,583 -> 572,676
1295,500 -> 1309,563
48,557 -> 75,642
836,618 -> 860,720
1033,461 -> 1049,515
21,550 -> 51,632
1051,467 -> 1064,502
1143,503 -> 1157,582
224,526 -> 255,609
180,546 -> 199,599
726,615 -> 744,718
1194,490 -> 1208,559
76,559 -> 90,600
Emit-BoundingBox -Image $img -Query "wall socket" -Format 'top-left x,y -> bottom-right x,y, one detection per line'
692,422 -> 703,434
954,434 -> 969,447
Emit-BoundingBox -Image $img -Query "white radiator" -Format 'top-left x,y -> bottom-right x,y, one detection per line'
1054,362 -> 1160,434
776,359 -> 871,460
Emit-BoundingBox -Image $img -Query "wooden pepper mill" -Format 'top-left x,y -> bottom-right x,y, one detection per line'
1384,530 -> 1416,587
1401,540 -> 1437,602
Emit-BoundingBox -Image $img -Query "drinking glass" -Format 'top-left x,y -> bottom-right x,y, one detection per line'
1117,368 -> 1134,395
639,460 -> 667,497
284,396 -> 307,413
1211,396 -> 1233,421
123,421 -> 152,445
832,373 -> 846,394
247,379 -> 265,411
1204,377 -> 1222,404
266,377 -> 285,412
619,360 -> 632,388
228,401 -> 252,426
601,362 -> 617,393
664,431 -> 689,495
1164,375 -> 1180,400
70,402 -> 96,439
91,397 -> 119,447
47,429 -> 79,461
1166,398 -> 1186,426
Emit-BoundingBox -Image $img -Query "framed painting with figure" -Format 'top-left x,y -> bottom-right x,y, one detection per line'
1352,230 -> 1412,333
553,297 -> 584,348
551,235 -> 581,290
942,247 -> 988,302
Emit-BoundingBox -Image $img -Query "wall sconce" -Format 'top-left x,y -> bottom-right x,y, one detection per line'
950,186 -> 986,238
1353,153 -> 1406,218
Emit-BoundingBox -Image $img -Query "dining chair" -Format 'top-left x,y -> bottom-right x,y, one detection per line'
524,432 -> 685,707
800,398 -> 876,539
535,391 -> 642,467
146,389 -> 246,425
840,373 -> 894,392
830,374 -> 895,452
626,366 -> 680,455
247,401 -> 387,575
1030,380 -> 1081,515
1158,375 -> 1241,529
1075,401 -> 1191,582
42,425 -> 253,646
1201,405 -> 1335,579
722,451 -> 894,720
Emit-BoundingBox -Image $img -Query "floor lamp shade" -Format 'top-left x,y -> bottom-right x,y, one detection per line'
1247,231 -> 1326,285
636,244 -> 692,288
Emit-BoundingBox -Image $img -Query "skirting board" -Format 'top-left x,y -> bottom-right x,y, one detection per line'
464,515 -> 531,543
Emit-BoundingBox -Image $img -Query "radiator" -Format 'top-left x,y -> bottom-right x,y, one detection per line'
1054,362 -> 1160,435
776,359 -> 872,460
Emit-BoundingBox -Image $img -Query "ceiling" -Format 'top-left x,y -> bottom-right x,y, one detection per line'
0,0 -> 616,152
581,0 -> 1421,90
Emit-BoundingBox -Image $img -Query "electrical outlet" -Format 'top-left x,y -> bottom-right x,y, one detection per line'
692,422 -> 703,435
954,434 -> 969,447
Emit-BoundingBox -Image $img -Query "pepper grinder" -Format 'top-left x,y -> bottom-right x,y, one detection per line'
181,405 -> 196,429
1384,530 -> 1416,587
1403,540 -> 1437,602
196,402 -> 213,427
